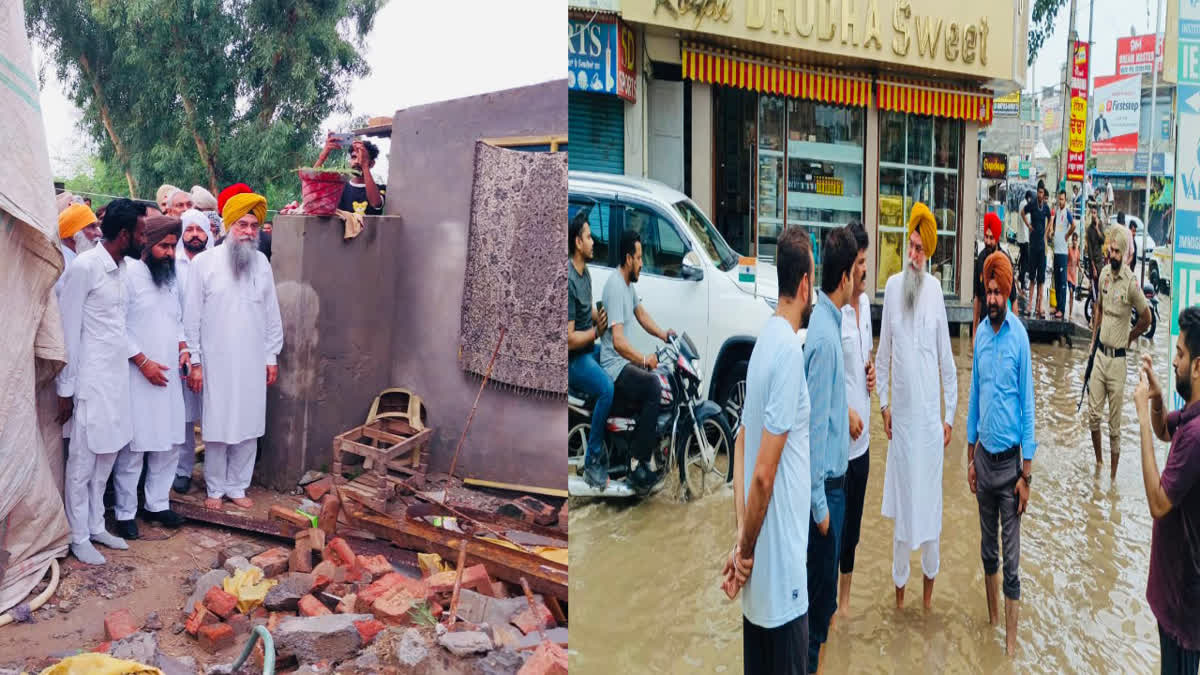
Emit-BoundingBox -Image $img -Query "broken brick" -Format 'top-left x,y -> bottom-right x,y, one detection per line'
198,623 -> 235,653
318,493 -> 340,539
218,541 -> 268,567
289,539 -> 313,574
491,582 -> 509,598
324,537 -> 356,568
357,573 -> 430,612
268,504 -> 314,529
353,618 -> 385,645
94,641 -> 111,654
185,606 -> 219,636
227,613 -> 251,636
250,547 -> 291,578
250,606 -> 269,621
497,496 -> 557,526
311,560 -> 345,583
202,587 -> 238,619
304,476 -> 333,501
512,601 -> 555,636
104,608 -> 138,641
427,565 -> 492,596
371,588 -> 419,626
297,527 -> 326,552
336,593 -> 358,614
298,594 -> 332,617
356,554 -> 393,581
517,640 -> 569,675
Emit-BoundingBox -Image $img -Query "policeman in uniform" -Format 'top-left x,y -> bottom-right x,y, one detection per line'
1087,224 -> 1151,480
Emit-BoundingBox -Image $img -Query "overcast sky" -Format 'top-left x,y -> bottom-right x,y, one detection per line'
1028,0 -> 1168,94
35,0 -> 564,180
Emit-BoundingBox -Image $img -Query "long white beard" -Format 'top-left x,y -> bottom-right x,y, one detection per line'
72,230 -> 96,253
902,263 -> 923,312
229,234 -> 259,278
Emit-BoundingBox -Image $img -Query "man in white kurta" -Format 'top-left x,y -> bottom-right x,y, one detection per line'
184,193 -> 282,510
112,216 -> 189,539
173,209 -> 212,494
875,203 -> 958,609
56,199 -> 147,565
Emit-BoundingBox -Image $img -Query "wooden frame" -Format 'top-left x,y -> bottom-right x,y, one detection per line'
480,134 -> 568,152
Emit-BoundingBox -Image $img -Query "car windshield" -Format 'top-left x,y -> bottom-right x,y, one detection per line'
673,200 -> 738,272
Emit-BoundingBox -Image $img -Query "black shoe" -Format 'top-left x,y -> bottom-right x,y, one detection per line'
143,508 -> 185,527
582,463 -> 608,489
628,463 -> 657,495
172,476 -> 191,494
115,518 -> 139,540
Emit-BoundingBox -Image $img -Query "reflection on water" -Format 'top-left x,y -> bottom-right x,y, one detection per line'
569,328 -> 1173,673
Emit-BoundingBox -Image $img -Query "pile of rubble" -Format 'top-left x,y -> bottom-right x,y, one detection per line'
167,528 -> 565,673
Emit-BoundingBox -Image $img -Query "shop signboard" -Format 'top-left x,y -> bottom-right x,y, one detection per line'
993,91 -> 1021,116
1091,74 -> 1141,154
1133,151 -> 1173,174
1042,94 -> 1061,133
1116,33 -> 1164,74
1168,65 -> 1200,406
1066,41 -> 1089,181
1018,160 -> 1032,178
568,17 -> 636,102
981,152 -> 1007,179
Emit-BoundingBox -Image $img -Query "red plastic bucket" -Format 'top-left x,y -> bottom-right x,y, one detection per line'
298,169 -> 347,216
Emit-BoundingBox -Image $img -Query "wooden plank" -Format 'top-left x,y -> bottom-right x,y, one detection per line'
360,425 -> 407,446
463,478 -> 568,499
171,499 -> 301,539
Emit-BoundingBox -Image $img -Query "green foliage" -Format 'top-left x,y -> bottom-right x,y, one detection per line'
408,602 -> 438,628
26,0 -> 384,209
1028,0 -> 1070,67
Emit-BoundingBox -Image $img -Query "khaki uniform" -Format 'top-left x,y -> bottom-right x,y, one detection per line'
1087,264 -> 1149,451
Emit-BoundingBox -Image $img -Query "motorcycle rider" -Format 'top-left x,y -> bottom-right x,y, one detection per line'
599,229 -> 675,494
568,211 -> 612,489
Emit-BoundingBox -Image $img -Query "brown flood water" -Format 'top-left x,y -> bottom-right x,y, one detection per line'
569,326 -> 1173,673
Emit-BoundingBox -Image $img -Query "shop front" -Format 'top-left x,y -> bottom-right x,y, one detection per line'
619,0 -> 1027,307
568,10 -> 637,174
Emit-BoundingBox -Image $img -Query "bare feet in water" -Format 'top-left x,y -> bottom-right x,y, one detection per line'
230,496 -> 254,508
895,585 -> 905,609
923,575 -> 935,610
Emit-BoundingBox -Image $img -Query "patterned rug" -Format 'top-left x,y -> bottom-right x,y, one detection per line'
459,142 -> 567,396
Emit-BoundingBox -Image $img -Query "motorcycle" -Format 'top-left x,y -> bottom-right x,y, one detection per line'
1083,277 -> 1159,341
567,332 -> 733,500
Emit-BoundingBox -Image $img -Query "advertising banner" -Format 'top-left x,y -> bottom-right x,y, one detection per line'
981,152 -> 1008,179
1117,34 -> 1165,74
1042,94 -> 1061,133
993,91 -> 1021,116
1067,41 -> 1089,181
568,17 -> 636,102
1091,74 -> 1142,154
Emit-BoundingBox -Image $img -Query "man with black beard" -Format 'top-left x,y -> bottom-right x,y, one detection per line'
111,216 -> 188,539
173,209 -> 210,493
183,193 -> 283,511
56,198 -> 148,565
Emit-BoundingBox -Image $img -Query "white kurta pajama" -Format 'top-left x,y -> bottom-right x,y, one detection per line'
183,244 -> 283,499
56,245 -> 133,545
113,258 -> 187,519
874,270 -> 958,588
174,249 -> 203,480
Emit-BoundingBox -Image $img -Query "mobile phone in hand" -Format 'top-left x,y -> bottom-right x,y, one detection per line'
331,132 -> 353,148
596,300 -> 604,314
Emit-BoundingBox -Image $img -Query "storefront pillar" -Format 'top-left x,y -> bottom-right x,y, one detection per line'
690,82 -> 714,217
865,101 -> 881,296
960,120 -> 980,301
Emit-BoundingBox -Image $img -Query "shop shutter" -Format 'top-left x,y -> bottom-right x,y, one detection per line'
568,90 -> 624,175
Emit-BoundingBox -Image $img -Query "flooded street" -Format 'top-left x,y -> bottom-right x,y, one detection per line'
569,325 -> 1173,673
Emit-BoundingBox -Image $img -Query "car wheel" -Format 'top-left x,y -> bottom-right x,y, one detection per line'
717,360 -> 748,431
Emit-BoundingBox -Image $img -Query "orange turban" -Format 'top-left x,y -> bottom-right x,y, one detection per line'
58,203 -> 97,240
907,202 -> 938,258
984,212 -> 1002,243
983,250 -> 1013,300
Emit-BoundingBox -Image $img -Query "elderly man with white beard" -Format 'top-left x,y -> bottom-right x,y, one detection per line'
111,216 -> 189,540
173,209 -> 211,494
184,192 -> 283,510
57,203 -> 102,296
56,199 -> 148,565
875,202 -> 958,610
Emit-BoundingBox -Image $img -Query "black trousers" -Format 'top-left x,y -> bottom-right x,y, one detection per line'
1160,623 -> 1200,675
744,612 -> 808,675
840,450 -> 870,574
614,364 -> 661,463
1018,242 -> 1030,285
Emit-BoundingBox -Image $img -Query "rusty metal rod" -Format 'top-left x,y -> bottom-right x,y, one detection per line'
449,327 -> 505,477
445,538 -> 469,628
520,577 -> 548,644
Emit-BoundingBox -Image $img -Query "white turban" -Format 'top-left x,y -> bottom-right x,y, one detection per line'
190,185 -> 218,211
178,208 -> 214,252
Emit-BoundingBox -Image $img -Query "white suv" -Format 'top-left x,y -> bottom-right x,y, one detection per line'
569,171 -> 785,429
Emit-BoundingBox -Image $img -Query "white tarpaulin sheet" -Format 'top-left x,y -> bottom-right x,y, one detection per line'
0,0 -> 72,613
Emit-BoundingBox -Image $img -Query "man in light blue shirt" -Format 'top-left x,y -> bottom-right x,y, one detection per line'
803,226 -> 857,674
722,226 -> 815,675
967,250 -> 1036,657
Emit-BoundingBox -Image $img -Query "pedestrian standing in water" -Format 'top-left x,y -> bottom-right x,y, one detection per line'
723,226 -> 816,675
837,222 -> 874,621
1087,225 -> 1150,480
967,251 -> 1036,656
1133,316 -> 1200,675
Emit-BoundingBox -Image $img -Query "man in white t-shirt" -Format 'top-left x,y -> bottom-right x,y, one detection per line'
1049,189 -> 1076,320
1015,191 -> 1031,292
723,226 -> 816,674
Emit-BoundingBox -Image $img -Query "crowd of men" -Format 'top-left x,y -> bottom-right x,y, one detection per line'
54,183 -> 283,566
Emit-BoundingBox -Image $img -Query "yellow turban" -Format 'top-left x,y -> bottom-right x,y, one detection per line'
222,192 -> 267,232
907,202 -> 938,258
58,203 -> 97,240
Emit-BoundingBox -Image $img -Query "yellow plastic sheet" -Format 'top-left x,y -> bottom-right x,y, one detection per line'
477,538 -> 567,565
223,565 -> 278,614
417,553 -> 452,577
39,653 -> 162,675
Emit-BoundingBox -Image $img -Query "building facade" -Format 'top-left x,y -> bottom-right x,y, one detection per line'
570,0 -> 1029,311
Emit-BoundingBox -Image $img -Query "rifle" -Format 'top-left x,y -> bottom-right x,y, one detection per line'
1078,338 -> 1100,412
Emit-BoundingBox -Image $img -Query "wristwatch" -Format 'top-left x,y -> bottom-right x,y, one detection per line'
1021,472 -> 1033,487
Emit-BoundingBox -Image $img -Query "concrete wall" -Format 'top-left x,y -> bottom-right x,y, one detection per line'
261,80 -> 567,491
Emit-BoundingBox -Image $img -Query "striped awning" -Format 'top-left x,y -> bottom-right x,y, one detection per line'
682,44 -> 870,107
877,80 -> 993,124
